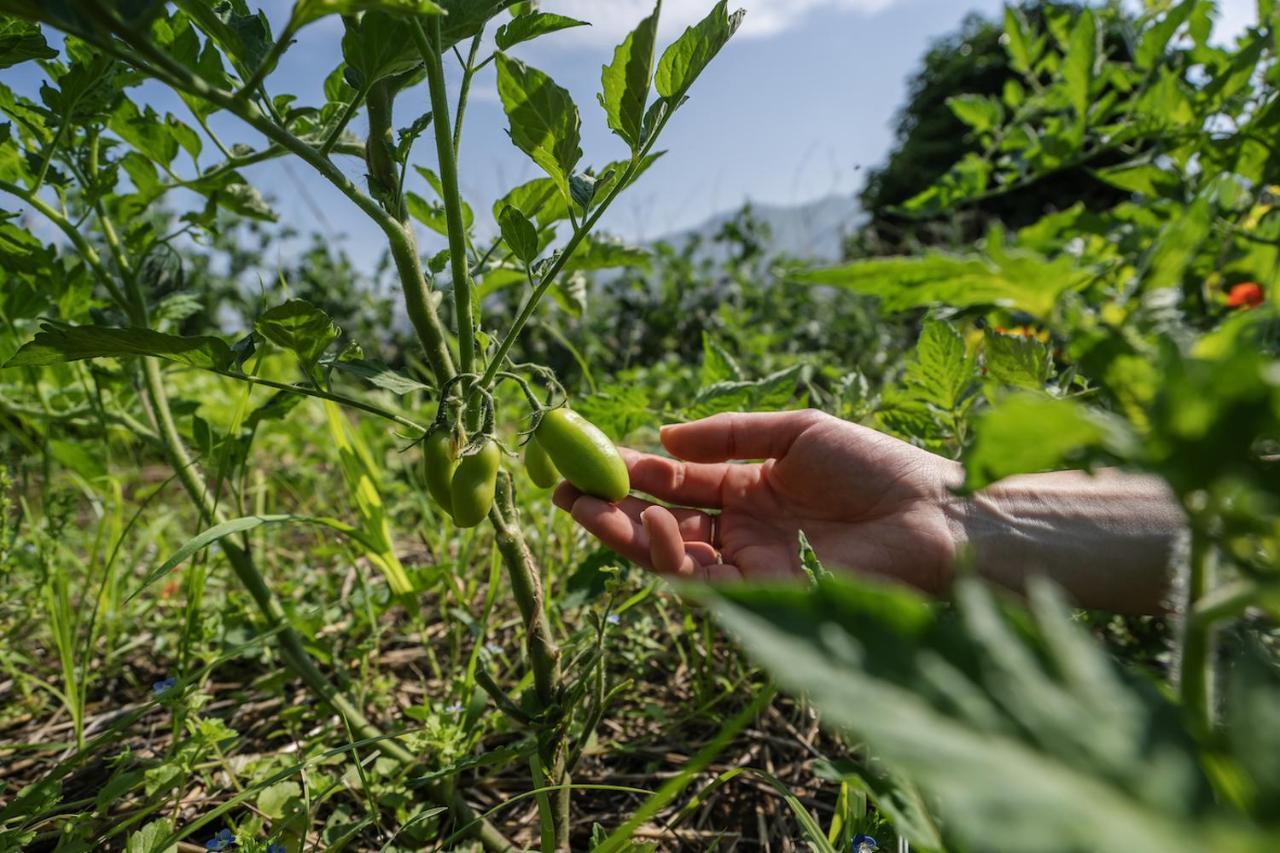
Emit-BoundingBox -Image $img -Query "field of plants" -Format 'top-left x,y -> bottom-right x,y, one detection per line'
2,0 -> 1279,851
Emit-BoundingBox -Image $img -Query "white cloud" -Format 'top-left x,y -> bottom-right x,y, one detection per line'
541,0 -> 901,44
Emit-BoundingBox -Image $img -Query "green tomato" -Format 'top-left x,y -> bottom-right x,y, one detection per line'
450,439 -> 501,528
534,408 -> 629,502
524,436 -> 560,489
423,429 -> 459,517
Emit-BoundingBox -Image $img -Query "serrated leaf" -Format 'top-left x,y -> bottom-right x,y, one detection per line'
3,324 -> 234,371
126,819 -> 176,853
654,1 -> 744,101
984,329 -> 1051,391
794,250 -> 1090,318
704,575 -> 1215,853
255,299 -> 340,369
687,364 -> 805,420
495,12 -> 588,49
292,0 -> 444,29
498,203 -> 539,264
328,358 -> 430,396
0,17 -> 56,69
495,53 -> 582,201
948,93 -> 1003,135
341,10 -> 420,89
963,394 -> 1130,491
1063,10 -> 1096,124
600,3 -> 659,150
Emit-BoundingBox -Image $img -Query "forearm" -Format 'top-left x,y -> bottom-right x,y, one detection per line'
947,469 -> 1186,614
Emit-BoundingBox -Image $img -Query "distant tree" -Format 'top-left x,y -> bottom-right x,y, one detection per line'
848,1 -> 1136,257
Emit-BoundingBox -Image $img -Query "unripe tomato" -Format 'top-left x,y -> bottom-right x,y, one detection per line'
424,429 -> 459,517
524,436 -> 560,489
451,439 -> 501,528
534,408 -> 629,502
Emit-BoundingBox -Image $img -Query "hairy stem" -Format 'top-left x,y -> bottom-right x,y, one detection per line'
491,472 -> 569,846
365,80 -> 458,383
416,17 -> 478,379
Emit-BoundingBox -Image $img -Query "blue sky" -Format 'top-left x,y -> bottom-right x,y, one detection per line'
3,0 -> 1259,270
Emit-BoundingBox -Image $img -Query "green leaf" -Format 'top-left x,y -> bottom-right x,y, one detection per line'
495,53 -> 583,201
794,250 -> 1090,318
699,332 -> 742,387
0,17 -> 56,69
1092,162 -> 1181,198
654,1 -> 744,101
494,12 -> 588,49
496,175 -> 570,226
341,10 -> 421,89
563,236 -> 650,272
129,514 -> 373,601
328,358 -> 430,396
126,819 -> 176,853
1136,0 -> 1193,70
600,3 -> 660,150
984,328 -> 1051,391
173,0 -> 273,80
1063,10 -> 1096,123
905,320 -> 970,412
947,93 -> 1002,135
256,781 -> 304,820
1002,6 -> 1035,73
687,364 -> 805,420
964,394 -> 1130,491
255,299 -> 340,369
111,99 -> 178,167
3,324 -> 234,371
703,574 -> 1216,853
292,0 -> 443,30
498,203 -> 540,265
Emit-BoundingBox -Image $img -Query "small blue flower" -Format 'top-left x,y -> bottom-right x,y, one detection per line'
605,614 -> 621,625
852,834 -> 878,853
265,844 -> 286,853
445,703 -> 465,713
204,829 -> 235,851
152,677 -> 177,695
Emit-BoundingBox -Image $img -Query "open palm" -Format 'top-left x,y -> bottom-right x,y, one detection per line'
553,410 -> 962,593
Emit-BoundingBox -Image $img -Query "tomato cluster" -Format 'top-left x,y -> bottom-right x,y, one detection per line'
424,404 -> 629,527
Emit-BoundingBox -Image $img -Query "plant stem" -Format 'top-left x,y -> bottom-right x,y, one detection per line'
365,80 -> 459,384
479,115 -> 673,389
416,17 -> 478,379
491,472 -> 569,846
453,32 -> 484,156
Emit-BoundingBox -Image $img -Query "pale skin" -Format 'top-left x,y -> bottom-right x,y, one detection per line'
553,410 -> 1186,615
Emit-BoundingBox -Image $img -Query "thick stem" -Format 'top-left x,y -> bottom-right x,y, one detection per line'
416,17 -> 477,379
491,472 -> 569,846
365,81 -> 458,383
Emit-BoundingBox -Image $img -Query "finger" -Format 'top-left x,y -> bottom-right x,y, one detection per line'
564,493 -> 652,567
557,479 -> 714,541
622,448 -> 744,509
659,410 -> 827,463
640,507 -> 699,576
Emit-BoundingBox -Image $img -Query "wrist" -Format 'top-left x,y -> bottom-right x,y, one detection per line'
938,468 -> 1186,614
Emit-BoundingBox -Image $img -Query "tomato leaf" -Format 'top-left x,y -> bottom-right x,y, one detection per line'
654,1 -> 744,102
255,299 -> 341,370
494,12 -> 588,50
498,203 -> 540,265
3,324 -> 235,371
495,53 -> 582,202
599,3 -> 659,151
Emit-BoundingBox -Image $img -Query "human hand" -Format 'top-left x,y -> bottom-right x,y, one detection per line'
553,410 -> 963,592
